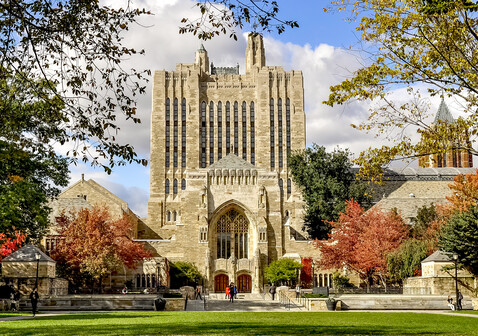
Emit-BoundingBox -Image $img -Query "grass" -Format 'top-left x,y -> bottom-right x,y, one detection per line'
0,312 -> 28,318
0,311 -> 477,335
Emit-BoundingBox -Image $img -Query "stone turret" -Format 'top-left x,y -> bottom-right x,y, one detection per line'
194,44 -> 209,74
245,33 -> 265,73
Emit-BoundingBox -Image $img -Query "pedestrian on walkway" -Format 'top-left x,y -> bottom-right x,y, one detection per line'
447,295 -> 455,311
30,288 -> 39,317
295,284 -> 301,299
225,285 -> 230,300
457,291 -> 463,310
233,284 -> 237,299
269,284 -> 276,301
229,283 -> 235,303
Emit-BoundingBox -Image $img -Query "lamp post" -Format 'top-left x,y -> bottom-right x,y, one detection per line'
34,253 -> 41,290
453,253 -> 459,310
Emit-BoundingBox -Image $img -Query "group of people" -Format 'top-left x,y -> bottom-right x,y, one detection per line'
225,283 -> 237,302
447,291 -> 464,311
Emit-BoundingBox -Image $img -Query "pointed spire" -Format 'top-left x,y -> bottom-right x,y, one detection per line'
198,44 -> 206,52
433,97 -> 455,124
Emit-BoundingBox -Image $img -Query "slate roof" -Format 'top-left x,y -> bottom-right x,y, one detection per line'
208,154 -> 256,170
2,245 -> 54,263
382,167 -> 476,181
433,99 -> 455,124
422,250 -> 453,263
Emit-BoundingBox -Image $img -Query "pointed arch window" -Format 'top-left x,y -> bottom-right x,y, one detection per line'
250,102 -> 255,164
287,178 -> 292,196
226,102 -> 231,155
234,102 -> 239,155
216,209 -> 248,259
181,179 -> 186,190
181,98 -> 187,168
286,98 -> 291,165
217,102 -> 223,160
201,101 -> 207,168
173,98 -> 178,168
173,179 -> 178,195
270,98 -> 275,169
209,101 -> 214,164
165,179 -> 170,194
278,98 -> 283,168
165,98 -> 170,168
242,101 -> 247,160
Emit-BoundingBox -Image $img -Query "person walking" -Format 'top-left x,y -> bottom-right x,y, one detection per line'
229,283 -> 234,303
30,288 -> 39,317
225,285 -> 230,300
295,284 -> 301,299
269,284 -> 277,301
457,291 -> 463,311
447,295 -> 455,311
233,284 -> 237,299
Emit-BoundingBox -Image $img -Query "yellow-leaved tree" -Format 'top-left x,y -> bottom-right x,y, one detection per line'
324,0 -> 478,179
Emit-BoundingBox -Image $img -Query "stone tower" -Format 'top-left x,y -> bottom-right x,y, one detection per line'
146,33 -> 315,293
419,98 -> 473,168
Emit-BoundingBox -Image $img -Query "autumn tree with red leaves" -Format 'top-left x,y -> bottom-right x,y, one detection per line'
316,200 -> 408,289
52,206 -> 152,291
0,231 -> 26,261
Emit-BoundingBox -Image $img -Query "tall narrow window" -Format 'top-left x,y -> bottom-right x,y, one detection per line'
234,102 -> 239,155
287,178 -> 292,197
201,101 -> 207,168
209,101 -> 214,164
270,98 -> 275,169
165,98 -> 170,168
278,98 -> 283,168
181,178 -> 186,190
242,101 -> 247,160
173,98 -> 178,168
173,179 -> 178,195
250,102 -> 255,165
226,102 -> 231,155
217,102 -> 223,160
286,98 -> 291,166
165,179 -> 170,194
181,98 -> 186,168
279,178 -> 283,197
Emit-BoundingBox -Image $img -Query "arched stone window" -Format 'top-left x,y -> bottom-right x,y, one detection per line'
217,102 -> 222,160
181,98 -> 187,168
201,101 -> 207,168
165,98 -> 170,168
173,211 -> 177,221
167,211 -> 171,222
216,209 -> 249,259
173,98 -> 178,167
287,178 -> 292,196
181,179 -> 186,190
136,274 -> 141,288
165,179 -> 170,194
270,98 -> 275,169
278,98 -> 283,168
209,101 -> 214,164
141,274 -> 146,288
242,101 -> 247,160
234,102 -> 239,155
226,101 -> 231,154
173,179 -> 178,194
286,98 -> 291,165
250,102 -> 255,164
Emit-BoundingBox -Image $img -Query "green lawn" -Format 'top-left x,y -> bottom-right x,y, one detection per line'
0,311 -> 477,335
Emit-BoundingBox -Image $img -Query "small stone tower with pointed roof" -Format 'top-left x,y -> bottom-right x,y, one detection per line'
419,99 -> 473,168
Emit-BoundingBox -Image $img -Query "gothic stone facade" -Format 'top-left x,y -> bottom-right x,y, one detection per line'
144,34 -> 321,293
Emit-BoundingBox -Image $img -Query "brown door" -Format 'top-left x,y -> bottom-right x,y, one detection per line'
214,274 -> 229,293
237,274 -> 252,293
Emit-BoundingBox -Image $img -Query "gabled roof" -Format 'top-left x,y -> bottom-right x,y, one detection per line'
3,245 -> 54,262
422,250 -> 453,263
208,154 -> 256,170
433,99 -> 455,124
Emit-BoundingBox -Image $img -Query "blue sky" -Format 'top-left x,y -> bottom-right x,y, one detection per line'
66,0 -> 449,217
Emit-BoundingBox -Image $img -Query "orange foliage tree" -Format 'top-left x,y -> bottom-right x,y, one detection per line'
0,231 -> 26,261
52,206 -> 152,290
316,200 -> 408,288
447,169 -> 478,212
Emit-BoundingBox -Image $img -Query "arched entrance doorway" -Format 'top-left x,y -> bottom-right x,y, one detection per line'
214,274 -> 229,293
237,274 -> 252,293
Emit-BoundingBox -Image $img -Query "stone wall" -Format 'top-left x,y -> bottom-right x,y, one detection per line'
404,276 -> 475,296
19,295 -> 185,311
